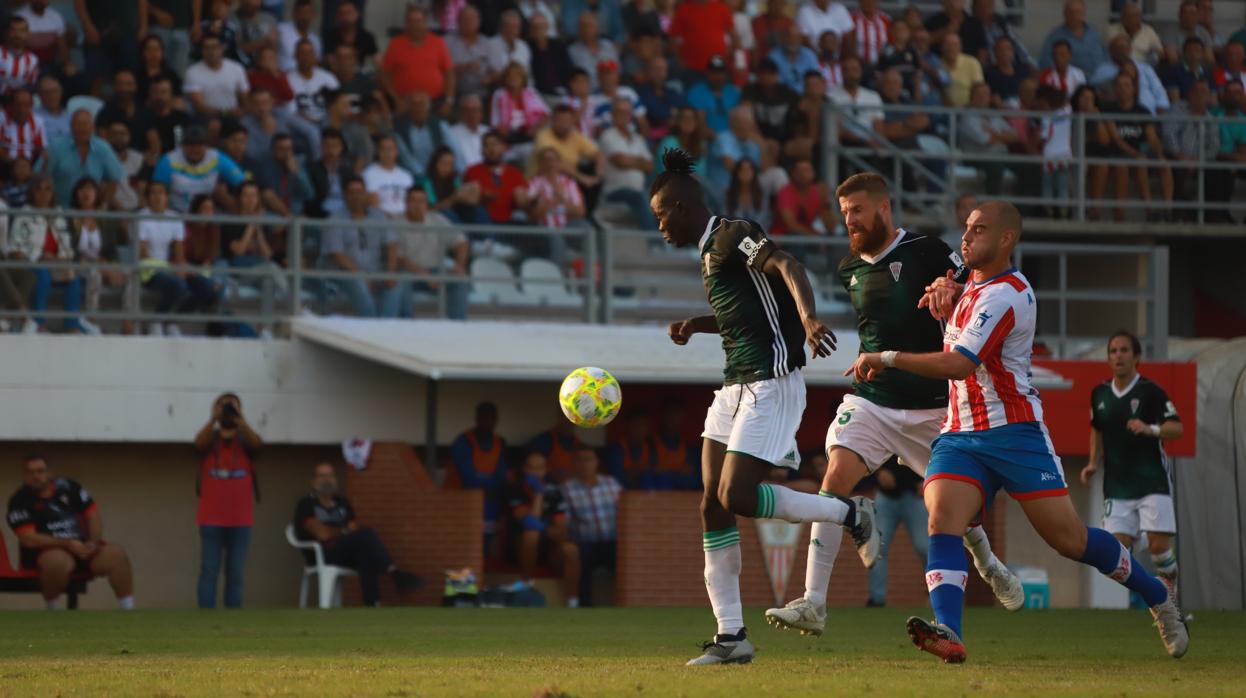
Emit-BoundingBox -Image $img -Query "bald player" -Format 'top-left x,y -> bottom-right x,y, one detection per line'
847,201 -> 1188,664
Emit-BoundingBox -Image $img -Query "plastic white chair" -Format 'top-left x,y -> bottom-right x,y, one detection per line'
916,134 -> 981,187
520,258 -> 581,307
284,524 -> 358,609
468,257 -> 526,306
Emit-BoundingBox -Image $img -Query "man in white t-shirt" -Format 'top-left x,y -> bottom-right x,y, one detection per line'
485,11 -> 532,82
362,135 -> 416,217
277,0 -> 321,72
137,182 -> 218,336
185,33 -> 251,118
446,94 -> 488,171
598,98 -> 654,229
287,39 -> 340,126
15,0 -> 66,67
797,0 -> 854,48
828,55 -> 884,145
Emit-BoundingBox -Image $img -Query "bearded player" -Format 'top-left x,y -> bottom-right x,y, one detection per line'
765,174 -> 1023,639
849,200 -> 1187,663
651,149 -> 880,666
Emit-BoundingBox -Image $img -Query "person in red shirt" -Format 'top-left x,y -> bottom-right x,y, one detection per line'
772,157 -> 834,235
668,0 -> 736,76
380,6 -> 455,107
463,130 -> 529,223
192,393 -> 262,609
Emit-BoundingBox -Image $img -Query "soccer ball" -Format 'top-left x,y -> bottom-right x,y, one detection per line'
559,367 -> 622,428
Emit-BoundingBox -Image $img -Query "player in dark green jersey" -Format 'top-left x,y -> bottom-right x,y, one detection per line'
1080,331 -> 1184,590
766,174 -> 1022,638
650,148 -> 877,667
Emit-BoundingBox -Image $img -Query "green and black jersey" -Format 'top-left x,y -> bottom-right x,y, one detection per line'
1090,375 -> 1181,499
700,216 -> 806,385
838,229 -> 966,409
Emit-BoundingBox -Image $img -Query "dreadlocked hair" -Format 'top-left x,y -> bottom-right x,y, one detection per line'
650,147 -> 702,197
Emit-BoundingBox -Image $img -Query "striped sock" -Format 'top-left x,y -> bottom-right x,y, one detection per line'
803,491 -> 845,607
755,483 -> 852,524
926,533 -> 968,639
1151,548 -> 1178,578
1079,527 -> 1168,606
703,527 -> 743,635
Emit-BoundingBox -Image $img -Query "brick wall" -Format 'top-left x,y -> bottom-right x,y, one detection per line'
343,442 -> 483,606
617,492 -> 1005,608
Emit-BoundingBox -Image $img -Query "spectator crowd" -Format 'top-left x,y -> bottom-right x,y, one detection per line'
0,0 -> 1243,334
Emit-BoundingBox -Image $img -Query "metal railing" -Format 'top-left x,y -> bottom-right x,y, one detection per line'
0,203 -> 1170,356
823,101 -> 1246,229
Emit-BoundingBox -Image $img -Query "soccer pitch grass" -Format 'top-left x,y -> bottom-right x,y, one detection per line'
0,608 -> 1242,697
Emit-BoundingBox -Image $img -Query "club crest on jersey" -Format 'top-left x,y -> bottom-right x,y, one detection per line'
737,237 -> 767,265
1130,398 -> 1140,414
889,261 -> 902,281
849,274 -> 859,287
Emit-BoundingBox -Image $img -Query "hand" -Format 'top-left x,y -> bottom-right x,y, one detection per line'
803,316 -> 836,358
1126,418 -> 1152,436
1079,461 -> 1098,486
875,468 -> 896,490
844,352 -> 885,382
918,270 -> 962,321
65,540 -> 92,559
668,319 -> 694,346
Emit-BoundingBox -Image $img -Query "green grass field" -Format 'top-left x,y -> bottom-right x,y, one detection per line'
0,607 -> 1242,697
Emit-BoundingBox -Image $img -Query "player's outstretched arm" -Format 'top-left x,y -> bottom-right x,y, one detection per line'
668,315 -> 718,345
761,250 -> 837,357
846,350 -> 976,382
1081,428 -> 1103,486
918,270 -> 965,320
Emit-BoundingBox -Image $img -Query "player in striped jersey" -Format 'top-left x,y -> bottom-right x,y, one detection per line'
848,201 -> 1188,663
650,148 -> 879,667
765,174 -> 1022,642
0,17 -> 39,96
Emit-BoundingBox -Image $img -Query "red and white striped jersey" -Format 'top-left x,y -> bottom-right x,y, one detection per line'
819,59 -> 843,89
0,47 -> 39,95
851,11 -> 892,66
525,173 -> 583,229
0,110 -> 46,161
1038,65 -> 1086,98
942,267 -> 1044,433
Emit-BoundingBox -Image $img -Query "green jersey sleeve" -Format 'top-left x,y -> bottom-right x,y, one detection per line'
713,219 -> 776,270
1146,383 -> 1180,424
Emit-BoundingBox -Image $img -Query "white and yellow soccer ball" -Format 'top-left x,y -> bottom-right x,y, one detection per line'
558,367 -> 622,428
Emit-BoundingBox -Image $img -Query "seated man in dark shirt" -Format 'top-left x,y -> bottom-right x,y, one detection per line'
505,452 -> 581,606
6,456 -> 135,610
292,463 -> 421,606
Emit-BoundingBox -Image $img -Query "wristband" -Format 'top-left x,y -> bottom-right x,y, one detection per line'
881,351 -> 898,368
1149,424 -> 1161,437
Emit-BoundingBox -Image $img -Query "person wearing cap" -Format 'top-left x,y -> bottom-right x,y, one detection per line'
588,59 -> 647,136
769,23 -> 821,94
151,124 -> 248,213
685,55 -> 741,133
669,0 -> 736,77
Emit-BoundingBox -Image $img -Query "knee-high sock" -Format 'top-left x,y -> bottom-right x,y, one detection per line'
756,483 -> 853,525
1079,527 -> 1168,606
803,491 -> 845,607
1151,547 -> 1178,578
963,524 -> 1001,574
703,527 -> 743,635
926,533 -> 969,639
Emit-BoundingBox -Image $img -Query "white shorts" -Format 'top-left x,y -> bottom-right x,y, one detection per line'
824,394 -> 945,475
1103,493 -> 1176,537
702,370 -> 806,469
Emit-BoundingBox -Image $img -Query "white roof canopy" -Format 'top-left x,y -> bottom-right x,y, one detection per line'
293,318 -> 1069,388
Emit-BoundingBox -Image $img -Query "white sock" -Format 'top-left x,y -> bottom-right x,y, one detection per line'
118,596 -> 135,610
803,501 -> 845,607
964,525 -> 1000,574
1152,548 -> 1178,577
703,527 -> 743,635
45,598 -> 61,611
757,483 -> 851,524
